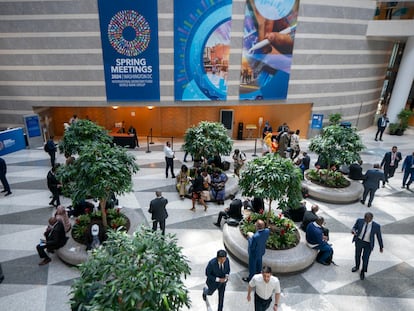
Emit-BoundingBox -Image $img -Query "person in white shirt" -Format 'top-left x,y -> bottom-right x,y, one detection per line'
164,141 -> 175,178
247,266 -> 281,311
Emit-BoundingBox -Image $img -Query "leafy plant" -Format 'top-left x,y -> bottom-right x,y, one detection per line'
240,211 -> 299,250
389,109 -> 413,135
328,113 -> 342,125
182,121 -> 233,162
70,227 -> 191,311
238,154 -> 303,225
306,168 -> 350,188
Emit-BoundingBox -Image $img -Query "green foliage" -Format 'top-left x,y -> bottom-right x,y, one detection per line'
238,154 -> 303,212
59,119 -> 113,156
70,227 -> 191,311
390,109 -> 414,134
328,113 -> 342,125
309,124 -> 365,171
306,168 -> 350,188
240,211 -> 298,250
57,142 -> 139,206
183,121 -> 233,161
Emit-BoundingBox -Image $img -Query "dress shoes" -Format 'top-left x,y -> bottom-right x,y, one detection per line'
202,287 -> 207,301
360,200 -> 365,205
38,258 -> 51,266
407,184 -> 411,190
351,267 -> 358,272
1,189 -> 6,193
0,275 -> 4,283
213,222 -> 220,227
367,203 -> 371,207
374,138 -> 378,141
360,271 -> 365,280
242,277 -> 250,282
4,191 -> 11,196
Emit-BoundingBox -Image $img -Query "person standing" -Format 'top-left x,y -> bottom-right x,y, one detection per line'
36,217 -> 67,265
401,151 -> 414,189
306,217 -> 333,265
380,146 -> 402,185
351,212 -> 384,280
247,266 -> 281,311
44,136 -> 57,167
127,125 -> 139,148
243,219 -> 270,282
232,149 -> 246,178
262,121 -> 272,138
0,157 -> 12,196
375,113 -> 389,141
164,141 -> 175,178
47,164 -> 61,207
360,163 -> 385,207
277,131 -> 291,158
290,129 -> 301,160
148,191 -> 168,235
202,249 -> 230,311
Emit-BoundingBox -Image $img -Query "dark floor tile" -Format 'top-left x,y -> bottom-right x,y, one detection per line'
0,207 -> 53,225
382,216 -> 414,235
11,179 -> 49,191
1,254 -> 49,286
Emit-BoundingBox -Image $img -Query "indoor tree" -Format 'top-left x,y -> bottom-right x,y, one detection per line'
238,153 -> 303,225
182,121 -> 233,163
57,141 -> 139,227
70,227 -> 191,310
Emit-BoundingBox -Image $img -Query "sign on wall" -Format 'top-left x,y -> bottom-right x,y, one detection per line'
174,0 -> 232,101
239,0 -> 298,100
97,0 -> 160,101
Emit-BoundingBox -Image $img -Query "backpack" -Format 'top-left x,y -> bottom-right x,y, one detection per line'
240,152 -> 246,161
43,143 -> 49,153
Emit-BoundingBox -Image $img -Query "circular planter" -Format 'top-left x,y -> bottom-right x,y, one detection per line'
302,171 -> 363,204
223,224 -> 317,274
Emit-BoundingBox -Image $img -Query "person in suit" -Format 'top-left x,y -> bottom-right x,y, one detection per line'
348,161 -> 364,181
351,212 -> 384,280
202,249 -> 230,311
401,151 -> 414,190
148,191 -> 168,235
360,163 -> 385,207
243,219 -> 270,282
47,164 -> 62,207
213,195 -> 243,227
44,136 -> 57,167
36,217 -> 67,265
306,217 -> 333,265
380,146 -> 402,185
0,157 -> 11,196
374,113 -> 389,141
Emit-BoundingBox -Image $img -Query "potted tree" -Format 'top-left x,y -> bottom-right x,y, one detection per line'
389,109 -> 414,136
70,227 -> 191,310
182,121 -> 233,166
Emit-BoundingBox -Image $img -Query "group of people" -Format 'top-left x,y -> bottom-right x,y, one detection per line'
262,121 -> 301,160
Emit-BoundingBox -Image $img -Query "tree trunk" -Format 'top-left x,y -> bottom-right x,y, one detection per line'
266,199 -> 272,227
100,199 -> 108,228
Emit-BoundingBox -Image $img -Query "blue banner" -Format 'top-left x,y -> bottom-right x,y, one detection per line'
239,0 -> 298,100
311,114 -> 324,129
174,0 -> 232,101
97,0 -> 160,101
0,128 -> 26,156
24,115 -> 41,138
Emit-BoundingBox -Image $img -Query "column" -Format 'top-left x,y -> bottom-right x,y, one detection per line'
387,36 -> 414,123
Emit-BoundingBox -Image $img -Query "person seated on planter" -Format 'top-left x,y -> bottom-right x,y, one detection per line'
306,217 -> 333,265
243,197 -> 265,213
348,161 -> 365,181
55,205 -> 71,233
200,168 -> 211,202
176,164 -> 190,199
300,204 -> 330,239
211,168 -> 228,205
190,168 -> 208,212
36,216 -> 68,265
208,153 -> 223,170
213,195 -> 243,227
283,200 -> 306,222
68,199 -> 95,217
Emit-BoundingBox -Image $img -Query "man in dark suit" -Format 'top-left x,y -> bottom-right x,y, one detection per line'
148,191 -> 168,235
375,113 -> 389,141
351,212 -> 384,280
47,164 -> 61,207
0,157 -> 11,196
243,219 -> 270,282
202,249 -> 230,311
44,136 -> 57,167
401,151 -> 414,189
214,195 -> 243,227
380,146 -> 402,185
36,217 -> 67,265
360,163 -> 385,207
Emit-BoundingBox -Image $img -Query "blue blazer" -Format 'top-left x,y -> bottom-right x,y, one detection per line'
205,257 -> 230,290
352,218 -> 384,250
402,155 -> 414,172
248,228 -> 270,257
363,169 -> 385,189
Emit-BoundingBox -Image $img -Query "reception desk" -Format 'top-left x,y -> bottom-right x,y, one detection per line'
109,133 -> 136,148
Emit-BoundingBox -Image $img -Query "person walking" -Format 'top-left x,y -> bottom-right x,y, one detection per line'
374,113 -> 389,141
232,149 -> 246,178
401,151 -> 414,189
380,146 -> 402,185
0,157 -> 12,196
202,249 -> 230,311
164,141 -> 175,178
44,136 -> 57,167
47,164 -> 62,207
360,163 -> 385,207
247,266 -> 281,311
148,191 -> 168,235
243,219 -> 270,282
351,212 -> 384,280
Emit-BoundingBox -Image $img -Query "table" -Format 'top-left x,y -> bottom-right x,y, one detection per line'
245,124 -> 257,139
109,133 -> 136,148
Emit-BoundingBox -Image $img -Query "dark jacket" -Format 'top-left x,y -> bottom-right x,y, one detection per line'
381,151 -> 402,168
227,199 -> 243,220
47,170 -> 60,191
352,218 -> 384,250
148,196 -> 168,221
205,257 -> 230,290
46,221 -> 67,250
363,169 -> 385,190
